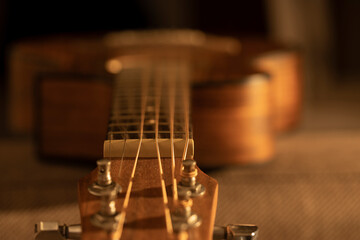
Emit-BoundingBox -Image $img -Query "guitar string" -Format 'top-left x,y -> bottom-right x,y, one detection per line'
154,64 -> 174,234
107,74 -> 127,187
116,74 -> 130,181
111,62 -> 188,238
169,62 -> 178,202
181,62 -> 191,161
113,66 -> 149,240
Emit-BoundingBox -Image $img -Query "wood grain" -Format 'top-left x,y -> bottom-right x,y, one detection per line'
253,50 -> 302,132
78,158 -> 218,240
8,35 -> 107,133
192,72 -> 275,167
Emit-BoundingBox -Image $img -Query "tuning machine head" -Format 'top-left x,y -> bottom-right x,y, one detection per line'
171,189 -> 202,233
90,187 -> 121,231
88,159 -> 121,196
213,224 -> 258,240
178,159 -> 205,198
34,222 -> 81,240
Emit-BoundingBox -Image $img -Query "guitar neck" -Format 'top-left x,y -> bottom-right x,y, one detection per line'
78,58 -> 218,240
104,61 -> 194,159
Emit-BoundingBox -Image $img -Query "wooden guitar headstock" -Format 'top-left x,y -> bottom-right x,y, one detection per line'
78,157 -> 218,240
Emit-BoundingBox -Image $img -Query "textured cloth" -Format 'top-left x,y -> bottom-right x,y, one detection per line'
213,130 -> 360,239
0,139 -> 91,240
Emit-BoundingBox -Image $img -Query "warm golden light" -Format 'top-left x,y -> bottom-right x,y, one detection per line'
105,59 -> 123,74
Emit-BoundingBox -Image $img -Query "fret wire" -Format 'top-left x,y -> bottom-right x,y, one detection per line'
107,130 -> 186,134
111,106 -> 187,111
108,122 -> 172,127
110,113 -> 185,118
110,115 -> 142,120
108,132 -> 186,139
108,126 -> 183,132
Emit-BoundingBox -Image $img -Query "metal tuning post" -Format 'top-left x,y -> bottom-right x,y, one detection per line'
88,159 -> 121,196
171,189 -> 202,233
90,188 -> 121,231
213,224 -> 258,240
178,159 -> 205,197
34,221 -> 81,240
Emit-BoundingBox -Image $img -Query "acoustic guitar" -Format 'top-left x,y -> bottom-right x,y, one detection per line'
32,30 -> 302,239
34,57 -> 259,240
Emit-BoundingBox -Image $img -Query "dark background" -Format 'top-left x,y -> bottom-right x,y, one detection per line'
1,0 -> 360,97
0,0 -> 268,87
0,0 -> 271,135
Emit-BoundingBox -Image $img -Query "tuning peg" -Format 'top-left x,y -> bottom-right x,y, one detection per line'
178,159 -> 205,197
34,221 -> 81,240
90,188 -> 121,231
171,189 -> 202,233
88,159 -> 121,196
213,224 -> 258,240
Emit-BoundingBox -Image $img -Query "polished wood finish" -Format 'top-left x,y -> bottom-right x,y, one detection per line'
252,50 -> 302,132
8,35 -> 107,133
78,158 -> 218,240
192,73 -> 274,167
196,38 -> 303,133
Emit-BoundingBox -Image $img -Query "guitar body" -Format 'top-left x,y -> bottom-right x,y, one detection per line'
29,31 -> 301,168
252,50 -> 302,132
78,158 -> 218,239
193,72 -> 274,167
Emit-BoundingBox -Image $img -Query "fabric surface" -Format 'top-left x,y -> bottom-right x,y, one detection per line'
1,101 -> 360,239
213,130 -> 360,239
0,139 -> 92,239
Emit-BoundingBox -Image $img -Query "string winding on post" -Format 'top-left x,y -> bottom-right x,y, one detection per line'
178,159 -> 206,198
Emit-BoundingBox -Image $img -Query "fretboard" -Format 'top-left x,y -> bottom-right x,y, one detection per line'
103,60 -> 194,158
